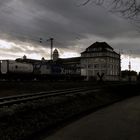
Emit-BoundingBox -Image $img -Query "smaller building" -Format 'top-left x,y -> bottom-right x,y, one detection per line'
52,49 -> 81,75
121,70 -> 137,81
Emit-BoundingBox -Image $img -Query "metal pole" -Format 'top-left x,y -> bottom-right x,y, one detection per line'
50,38 -> 53,60
39,37 -> 54,60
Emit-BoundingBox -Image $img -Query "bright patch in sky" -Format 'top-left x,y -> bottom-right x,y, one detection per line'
0,40 -> 13,49
27,53 -> 42,60
61,52 -> 80,58
121,55 -> 140,72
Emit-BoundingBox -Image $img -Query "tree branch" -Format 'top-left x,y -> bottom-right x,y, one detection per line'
80,0 -> 140,19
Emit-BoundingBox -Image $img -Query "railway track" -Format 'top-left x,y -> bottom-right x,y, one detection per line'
0,87 -> 100,107
0,82 -> 132,107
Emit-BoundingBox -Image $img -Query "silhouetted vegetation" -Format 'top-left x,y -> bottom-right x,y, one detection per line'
81,0 -> 140,20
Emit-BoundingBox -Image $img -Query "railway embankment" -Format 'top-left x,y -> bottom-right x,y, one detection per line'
0,83 -> 140,140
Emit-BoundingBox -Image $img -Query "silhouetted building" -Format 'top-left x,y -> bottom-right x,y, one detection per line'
23,55 -> 27,59
16,42 -> 121,81
121,70 -> 137,81
81,42 -> 120,81
53,49 -> 59,61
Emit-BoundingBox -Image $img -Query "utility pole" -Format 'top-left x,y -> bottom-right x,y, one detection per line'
50,38 -> 53,60
39,37 -> 54,60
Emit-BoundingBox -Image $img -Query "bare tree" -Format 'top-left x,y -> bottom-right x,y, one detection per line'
80,0 -> 140,20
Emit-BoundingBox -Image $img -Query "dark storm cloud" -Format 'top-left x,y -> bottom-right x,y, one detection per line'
0,0 -> 140,58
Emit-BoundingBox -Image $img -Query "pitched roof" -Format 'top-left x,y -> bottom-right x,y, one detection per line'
81,42 -> 113,54
89,42 -> 113,49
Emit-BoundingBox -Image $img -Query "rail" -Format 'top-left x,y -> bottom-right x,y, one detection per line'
0,82 -> 132,107
0,87 -> 100,107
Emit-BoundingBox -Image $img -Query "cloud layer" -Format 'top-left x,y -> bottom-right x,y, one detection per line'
0,0 -> 140,66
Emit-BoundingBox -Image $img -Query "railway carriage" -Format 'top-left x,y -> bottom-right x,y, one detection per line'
0,60 -> 34,80
0,59 -> 85,81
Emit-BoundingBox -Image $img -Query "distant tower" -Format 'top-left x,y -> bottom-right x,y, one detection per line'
23,55 -> 27,59
53,49 -> 59,61
41,57 -> 45,61
128,61 -> 131,71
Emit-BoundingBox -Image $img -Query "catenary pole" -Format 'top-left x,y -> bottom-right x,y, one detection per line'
39,37 -> 54,60
50,38 -> 54,60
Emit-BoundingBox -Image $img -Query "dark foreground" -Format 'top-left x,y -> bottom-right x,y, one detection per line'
0,81 -> 98,97
43,95 -> 140,140
0,82 -> 140,140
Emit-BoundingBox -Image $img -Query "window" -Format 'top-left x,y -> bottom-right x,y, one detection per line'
88,70 -> 93,76
101,64 -> 106,69
88,64 -> 93,68
88,59 -> 93,63
94,64 -> 99,69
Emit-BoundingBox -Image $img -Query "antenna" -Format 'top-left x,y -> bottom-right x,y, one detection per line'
128,61 -> 131,71
128,50 -> 131,71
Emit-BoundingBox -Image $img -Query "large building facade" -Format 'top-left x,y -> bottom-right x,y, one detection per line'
81,42 -> 121,81
15,42 -> 121,81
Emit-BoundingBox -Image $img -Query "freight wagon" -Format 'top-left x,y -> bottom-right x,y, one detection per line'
0,60 -> 34,80
0,60 -> 85,81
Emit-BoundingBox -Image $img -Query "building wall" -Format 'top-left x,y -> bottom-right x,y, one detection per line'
81,46 -> 120,81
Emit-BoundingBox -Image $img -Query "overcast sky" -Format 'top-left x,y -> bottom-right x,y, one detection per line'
0,0 -> 140,71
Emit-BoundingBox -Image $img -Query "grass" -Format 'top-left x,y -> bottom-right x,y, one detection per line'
0,81 -> 139,140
